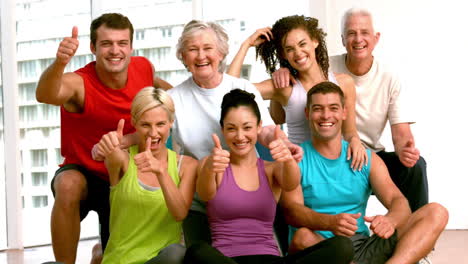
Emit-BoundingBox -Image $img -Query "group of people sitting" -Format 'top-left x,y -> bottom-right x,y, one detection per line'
37,7 -> 448,264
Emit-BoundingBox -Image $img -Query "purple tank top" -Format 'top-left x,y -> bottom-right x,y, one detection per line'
207,159 -> 279,257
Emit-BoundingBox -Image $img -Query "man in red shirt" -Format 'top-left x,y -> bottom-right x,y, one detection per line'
36,13 -> 171,264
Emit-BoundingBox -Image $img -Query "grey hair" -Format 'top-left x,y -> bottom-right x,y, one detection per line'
341,7 -> 375,36
131,87 -> 175,124
176,20 -> 229,72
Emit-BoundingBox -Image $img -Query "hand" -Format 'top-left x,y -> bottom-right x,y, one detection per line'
269,125 -> 294,162
272,67 -> 297,89
287,141 -> 303,163
347,137 -> 368,171
331,213 -> 361,237
93,119 -> 124,160
208,134 -> 230,175
397,139 -> 420,168
134,137 -> 165,175
364,215 -> 396,239
244,27 -> 273,47
56,26 -> 79,66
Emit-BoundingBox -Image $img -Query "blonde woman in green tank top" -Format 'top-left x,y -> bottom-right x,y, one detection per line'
94,87 -> 197,264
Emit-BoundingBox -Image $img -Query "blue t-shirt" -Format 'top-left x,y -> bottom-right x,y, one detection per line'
290,140 -> 372,239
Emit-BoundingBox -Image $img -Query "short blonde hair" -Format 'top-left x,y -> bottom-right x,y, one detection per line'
176,20 -> 229,72
131,87 -> 175,124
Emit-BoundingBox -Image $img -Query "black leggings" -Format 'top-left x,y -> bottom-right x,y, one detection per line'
184,236 -> 354,264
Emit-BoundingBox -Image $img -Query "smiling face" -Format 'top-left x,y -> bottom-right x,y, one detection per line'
282,28 -> 319,73
306,92 -> 346,141
342,14 -> 380,62
182,29 -> 224,87
222,106 -> 262,157
134,106 -> 173,154
91,25 -> 133,75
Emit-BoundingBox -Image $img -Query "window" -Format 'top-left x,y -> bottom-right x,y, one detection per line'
241,65 -> 251,79
20,105 -> 38,123
136,30 -> 145,40
31,149 -> 47,167
42,104 -> 59,123
19,83 -> 37,103
31,172 -> 48,187
32,196 -> 48,208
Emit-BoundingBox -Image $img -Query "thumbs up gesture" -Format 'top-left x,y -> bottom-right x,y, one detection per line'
56,26 -> 79,66
398,138 -> 420,168
207,134 -> 230,175
95,119 -> 125,159
268,125 -> 294,163
134,137 -> 165,175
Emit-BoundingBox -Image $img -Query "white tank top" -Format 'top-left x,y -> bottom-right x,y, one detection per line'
283,73 -> 338,145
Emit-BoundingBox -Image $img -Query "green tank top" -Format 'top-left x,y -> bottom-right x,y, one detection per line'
102,146 -> 182,264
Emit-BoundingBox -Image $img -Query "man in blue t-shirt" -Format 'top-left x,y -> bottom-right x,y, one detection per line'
281,81 -> 447,264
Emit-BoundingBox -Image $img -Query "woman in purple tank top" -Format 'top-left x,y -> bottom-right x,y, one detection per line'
183,89 -> 354,264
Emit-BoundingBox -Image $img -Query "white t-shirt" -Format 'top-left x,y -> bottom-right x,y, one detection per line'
329,54 -> 414,151
169,73 -> 274,160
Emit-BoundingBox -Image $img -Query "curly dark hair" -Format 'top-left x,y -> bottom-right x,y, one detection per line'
256,15 -> 329,79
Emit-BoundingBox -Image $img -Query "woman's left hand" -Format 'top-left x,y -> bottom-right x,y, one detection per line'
347,137 -> 368,171
134,137 -> 165,176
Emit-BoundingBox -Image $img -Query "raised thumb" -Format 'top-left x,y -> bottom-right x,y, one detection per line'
274,125 -> 282,140
145,137 -> 152,152
212,133 -> 222,149
116,119 -> 125,137
72,26 -> 78,39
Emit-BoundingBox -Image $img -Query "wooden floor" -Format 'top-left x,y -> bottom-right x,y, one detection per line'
0,230 -> 467,263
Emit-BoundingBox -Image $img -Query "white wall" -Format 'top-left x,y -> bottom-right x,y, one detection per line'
314,0 -> 468,229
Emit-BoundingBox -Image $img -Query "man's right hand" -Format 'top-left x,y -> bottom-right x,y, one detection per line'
272,67 -> 296,89
331,212 -> 361,237
56,26 -> 79,66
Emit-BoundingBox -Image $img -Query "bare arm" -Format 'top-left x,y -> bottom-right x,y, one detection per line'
154,75 -> 173,90
134,138 -> 192,221
366,152 -> 411,238
227,27 -> 272,78
336,73 -> 368,170
391,123 -> 419,167
270,126 -> 300,191
155,155 -> 197,221
176,156 -> 198,215
98,119 -> 129,186
36,26 -> 83,109
281,185 -> 359,236
259,125 -> 303,163
257,125 -> 276,148
196,134 -> 230,201
269,100 -> 286,124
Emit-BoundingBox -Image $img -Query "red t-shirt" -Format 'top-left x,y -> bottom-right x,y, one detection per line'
60,56 -> 154,181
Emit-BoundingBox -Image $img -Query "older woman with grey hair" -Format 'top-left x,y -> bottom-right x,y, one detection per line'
168,20 -> 303,248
